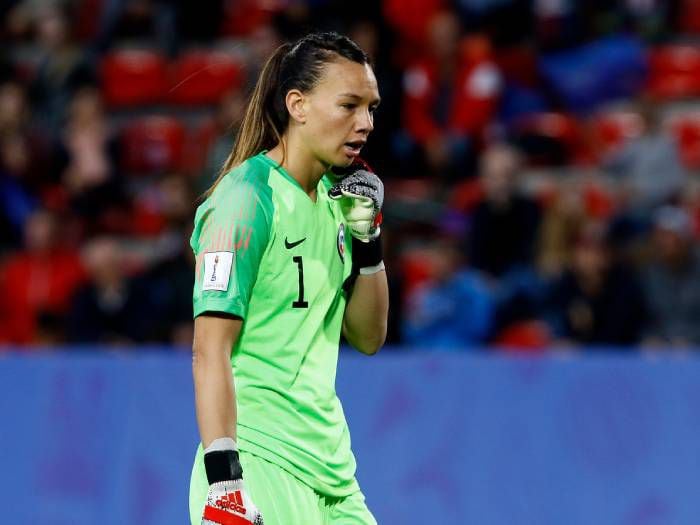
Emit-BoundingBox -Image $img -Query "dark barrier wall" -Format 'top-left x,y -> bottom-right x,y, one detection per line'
1,349 -> 698,524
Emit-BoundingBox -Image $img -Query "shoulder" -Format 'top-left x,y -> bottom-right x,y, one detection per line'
214,155 -> 274,202
200,156 -> 274,216
193,155 -> 276,235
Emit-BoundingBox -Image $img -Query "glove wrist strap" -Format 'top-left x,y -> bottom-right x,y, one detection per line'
352,235 -> 383,273
204,439 -> 243,484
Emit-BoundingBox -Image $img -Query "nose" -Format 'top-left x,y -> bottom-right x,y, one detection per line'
356,107 -> 374,134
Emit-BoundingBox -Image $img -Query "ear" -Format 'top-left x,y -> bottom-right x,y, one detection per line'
285,89 -> 306,124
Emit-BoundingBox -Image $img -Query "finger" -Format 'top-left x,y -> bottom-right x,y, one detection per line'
341,189 -> 373,201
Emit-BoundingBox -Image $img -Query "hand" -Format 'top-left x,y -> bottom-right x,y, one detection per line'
329,168 -> 384,242
201,439 -> 264,525
202,479 -> 264,525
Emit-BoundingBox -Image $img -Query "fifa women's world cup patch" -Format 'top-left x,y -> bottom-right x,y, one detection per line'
337,223 -> 345,263
202,251 -> 234,291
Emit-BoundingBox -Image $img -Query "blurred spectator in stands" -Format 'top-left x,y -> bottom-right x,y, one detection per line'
642,206 -> 700,347
0,132 -> 37,252
545,221 -> 648,347
537,178 -> 588,278
605,99 -> 686,213
67,236 -> 149,344
54,86 -> 123,229
3,0 -> 39,43
0,81 -> 33,249
0,80 -> 29,136
402,238 -> 495,347
137,174 -> 195,344
467,143 -> 540,277
464,142 -> 548,334
398,10 -> 502,180
29,3 -> 95,134
0,81 -> 53,252
198,88 -> 246,195
0,209 -> 85,344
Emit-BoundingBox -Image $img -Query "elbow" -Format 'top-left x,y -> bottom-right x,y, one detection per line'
357,328 -> 387,356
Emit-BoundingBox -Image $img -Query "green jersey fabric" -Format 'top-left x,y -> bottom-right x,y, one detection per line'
191,152 -> 358,497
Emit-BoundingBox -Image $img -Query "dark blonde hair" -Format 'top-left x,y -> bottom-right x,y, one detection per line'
205,31 -> 369,196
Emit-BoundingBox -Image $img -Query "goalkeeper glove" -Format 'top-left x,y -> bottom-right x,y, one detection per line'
202,438 -> 264,525
329,166 -> 383,242
330,161 -> 385,275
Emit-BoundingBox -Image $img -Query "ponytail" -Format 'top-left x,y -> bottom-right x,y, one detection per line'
204,43 -> 291,197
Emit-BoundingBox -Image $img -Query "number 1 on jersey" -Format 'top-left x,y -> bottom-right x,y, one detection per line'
292,256 -> 309,308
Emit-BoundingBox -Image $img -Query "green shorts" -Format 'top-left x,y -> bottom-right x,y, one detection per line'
189,445 -> 377,525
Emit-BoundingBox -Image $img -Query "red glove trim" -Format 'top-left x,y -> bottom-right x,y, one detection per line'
203,505 -> 254,525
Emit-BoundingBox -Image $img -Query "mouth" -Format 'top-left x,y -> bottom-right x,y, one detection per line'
343,140 -> 366,158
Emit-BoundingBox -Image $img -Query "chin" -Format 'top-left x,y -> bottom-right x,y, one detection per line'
336,155 -> 355,167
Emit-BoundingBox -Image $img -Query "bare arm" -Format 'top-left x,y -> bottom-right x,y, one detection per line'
192,314 -> 242,448
343,270 -> 389,355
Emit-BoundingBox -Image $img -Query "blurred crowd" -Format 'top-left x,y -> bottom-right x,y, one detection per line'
1,0 -> 700,351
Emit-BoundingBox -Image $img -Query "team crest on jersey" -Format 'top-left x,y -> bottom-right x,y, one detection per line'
337,223 -> 345,263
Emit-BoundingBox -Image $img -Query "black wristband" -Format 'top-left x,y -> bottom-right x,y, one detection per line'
352,235 -> 383,272
204,449 -> 243,484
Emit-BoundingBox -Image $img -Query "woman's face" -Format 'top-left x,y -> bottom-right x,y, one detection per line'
299,57 -> 380,168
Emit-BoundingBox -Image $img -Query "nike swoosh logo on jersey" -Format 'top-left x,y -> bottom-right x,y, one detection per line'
284,237 -> 306,249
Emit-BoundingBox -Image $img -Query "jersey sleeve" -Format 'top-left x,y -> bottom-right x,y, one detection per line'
191,176 -> 273,319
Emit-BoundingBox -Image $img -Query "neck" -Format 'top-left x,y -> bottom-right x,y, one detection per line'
267,137 -> 330,199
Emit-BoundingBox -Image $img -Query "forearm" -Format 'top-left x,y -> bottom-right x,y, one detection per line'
193,350 -> 237,448
343,270 -> 389,354
192,315 -> 242,448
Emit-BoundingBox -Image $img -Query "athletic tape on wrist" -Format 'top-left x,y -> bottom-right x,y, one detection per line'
204,438 -> 243,484
359,261 -> 385,275
352,235 -> 383,272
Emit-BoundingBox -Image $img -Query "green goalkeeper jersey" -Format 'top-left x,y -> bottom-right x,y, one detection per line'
191,152 -> 358,497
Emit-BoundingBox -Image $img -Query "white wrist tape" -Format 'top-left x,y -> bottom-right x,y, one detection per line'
359,260 -> 385,275
205,437 -> 237,453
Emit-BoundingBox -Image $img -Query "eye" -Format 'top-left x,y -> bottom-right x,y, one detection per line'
341,103 -> 357,110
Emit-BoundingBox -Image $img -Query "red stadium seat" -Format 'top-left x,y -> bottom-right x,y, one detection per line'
181,117 -> 219,174
647,45 -> 700,100
167,50 -> 245,106
667,113 -> 700,169
100,49 -> 168,108
493,321 -> 551,353
121,116 -> 186,174
590,110 -> 644,159
219,0 -> 277,36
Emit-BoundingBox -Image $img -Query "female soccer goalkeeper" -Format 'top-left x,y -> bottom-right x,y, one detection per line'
189,32 -> 388,525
